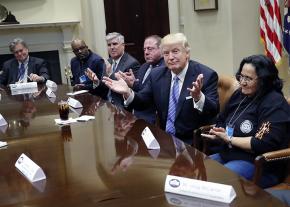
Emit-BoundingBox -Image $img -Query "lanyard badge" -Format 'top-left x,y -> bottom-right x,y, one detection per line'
226,124 -> 234,148
79,74 -> 88,83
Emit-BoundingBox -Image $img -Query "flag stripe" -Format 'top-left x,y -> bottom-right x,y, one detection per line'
260,0 -> 283,64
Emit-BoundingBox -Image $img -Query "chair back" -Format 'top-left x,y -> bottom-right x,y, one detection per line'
217,75 -> 239,112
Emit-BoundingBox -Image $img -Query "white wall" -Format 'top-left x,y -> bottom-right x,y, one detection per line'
0,0 -> 81,23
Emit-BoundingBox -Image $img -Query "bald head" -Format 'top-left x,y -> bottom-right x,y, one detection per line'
71,39 -> 89,59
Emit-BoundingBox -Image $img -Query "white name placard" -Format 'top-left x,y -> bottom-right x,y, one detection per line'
10,82 -> 38,95
46,80 -> 57,91
15,153 -> 46,182
46,88 -> 56,98
141,127 -> 160,150
67,97 -> 83,108
165,193 -> 229,207
164,175 -> 236,204
0,113 -> 7,126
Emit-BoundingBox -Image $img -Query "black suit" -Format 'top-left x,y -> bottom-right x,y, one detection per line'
132,58 -> 164,124
130,60 -> 219,144
108,52 -> 140,107
0,56 -> 49,87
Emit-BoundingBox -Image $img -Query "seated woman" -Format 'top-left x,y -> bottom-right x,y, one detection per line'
202,54 -> 290,188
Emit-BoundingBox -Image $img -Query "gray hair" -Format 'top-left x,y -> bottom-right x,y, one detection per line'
106,32 -> 125,44
161,33 -> 190,52
9,38 -> 28,53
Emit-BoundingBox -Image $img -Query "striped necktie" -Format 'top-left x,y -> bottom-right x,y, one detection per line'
112,60 -> 117,73
165,76 -> 179,135
18,63 -> 25,81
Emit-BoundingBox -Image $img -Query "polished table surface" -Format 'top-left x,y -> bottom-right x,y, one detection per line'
0,85 -> 285,207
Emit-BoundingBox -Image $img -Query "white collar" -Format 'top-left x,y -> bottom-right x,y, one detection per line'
170,62 -> 189,82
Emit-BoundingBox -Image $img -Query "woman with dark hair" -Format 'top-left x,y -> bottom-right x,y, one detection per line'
202,54 -> 290,188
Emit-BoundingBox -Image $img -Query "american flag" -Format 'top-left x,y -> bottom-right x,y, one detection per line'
260,0 -> 283,64
283,0 -> 290,61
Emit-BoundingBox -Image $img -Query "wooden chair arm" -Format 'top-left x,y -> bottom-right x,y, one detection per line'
253,148 -> 290,185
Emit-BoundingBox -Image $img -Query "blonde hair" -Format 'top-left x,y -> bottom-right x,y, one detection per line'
161,33 -> 190,52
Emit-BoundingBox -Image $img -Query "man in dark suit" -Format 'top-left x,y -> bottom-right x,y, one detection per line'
70,39 -> 107,99
103,33 -> 219,144
105,32 -> 140,107
119,35 -> 164,124
0,38 -> 49,88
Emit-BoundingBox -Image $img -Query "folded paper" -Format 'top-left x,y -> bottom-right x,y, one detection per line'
67,97 -> 83,108
76,115 -> 95,122
46,80 -> 57,91
67,90 -> 88,96
164,175 -> 236,204
0,141 -> 7,148
15,153 -> 46,182
46,88 -> 56,98
54,118 -> 77,125
141,127 -> 160,150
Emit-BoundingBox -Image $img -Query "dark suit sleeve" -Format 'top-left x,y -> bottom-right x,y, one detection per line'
129,60 -> 140,77
92,58 -> 105,80
35,59 -> 49,82
194,69 -> 219,126
0,63 -> 9,87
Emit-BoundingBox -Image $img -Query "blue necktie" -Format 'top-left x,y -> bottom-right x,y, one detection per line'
18,63 -> 25,81
166,76 -> 179,135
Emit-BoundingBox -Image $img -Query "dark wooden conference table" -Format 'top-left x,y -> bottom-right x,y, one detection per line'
0,85 -> 285,207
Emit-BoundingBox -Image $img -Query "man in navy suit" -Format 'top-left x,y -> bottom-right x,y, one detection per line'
103,33 -> 219,144
70,39 -> 107,99
0,38 -> 49,88
119,35 -> 164,124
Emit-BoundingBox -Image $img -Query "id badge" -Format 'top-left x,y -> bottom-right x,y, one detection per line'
226,124 -> 234,137
79,75 -> 87,83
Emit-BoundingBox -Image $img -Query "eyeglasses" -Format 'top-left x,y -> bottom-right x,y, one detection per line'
236,74 -> 258,83
144,47 -> 158,52
72,45 -> 87,53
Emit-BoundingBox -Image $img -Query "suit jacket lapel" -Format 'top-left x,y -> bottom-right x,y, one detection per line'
161,70 -> 172,120
176,63 -> 197,117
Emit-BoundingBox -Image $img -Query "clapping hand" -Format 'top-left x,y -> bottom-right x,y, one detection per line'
102,73 -> 131,97
85,68 -> 99,83
118,69 -> 137,88
187,74 -> 204,101
201,127 -> 228,142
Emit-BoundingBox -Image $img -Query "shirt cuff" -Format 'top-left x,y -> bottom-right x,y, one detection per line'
193,92 -> 205,112
124,90 -> 134,106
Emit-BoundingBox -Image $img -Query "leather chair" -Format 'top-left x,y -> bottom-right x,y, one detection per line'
193,75 -> 238,152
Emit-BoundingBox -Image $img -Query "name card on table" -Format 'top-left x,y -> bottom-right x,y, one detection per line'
9,82 -> 38,95
141,127 -> 160,150
165,193 -> 230,207
15,153 -> 46,182
46,80 -> 57,91
46,88 -> 56,98
164,175 -> 236,204
0,113 -> 7,126
67,97 -> 83,108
